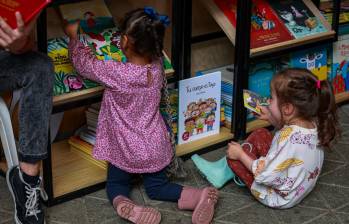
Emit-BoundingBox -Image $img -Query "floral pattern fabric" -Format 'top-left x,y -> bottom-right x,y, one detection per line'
251,125 -> 323,209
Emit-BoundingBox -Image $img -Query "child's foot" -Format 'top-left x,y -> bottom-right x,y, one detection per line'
113,196 -> 161,224
192,187 -> 219,224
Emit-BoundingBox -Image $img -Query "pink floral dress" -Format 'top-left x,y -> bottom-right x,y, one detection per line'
69,39 -> 173,173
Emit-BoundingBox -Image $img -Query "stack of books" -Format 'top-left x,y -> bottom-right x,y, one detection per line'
68,136 -> 107,170
160,89 -> 179,140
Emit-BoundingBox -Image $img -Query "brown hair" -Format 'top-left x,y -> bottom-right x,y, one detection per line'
119,8 -> 165,60
271,68 -> 339,148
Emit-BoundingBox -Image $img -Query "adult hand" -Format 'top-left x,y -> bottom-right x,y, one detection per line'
64,20 -> 79,40
226,141 -> 243,160
0,12 -> 37,53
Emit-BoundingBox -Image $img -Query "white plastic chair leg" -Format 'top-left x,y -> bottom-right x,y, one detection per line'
0,97 -> 19,169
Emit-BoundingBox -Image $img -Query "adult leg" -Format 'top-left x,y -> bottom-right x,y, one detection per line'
0,51 -> 54,224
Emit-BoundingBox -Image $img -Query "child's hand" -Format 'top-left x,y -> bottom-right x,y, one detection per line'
64,20 -> 79,40
226,141 -> 243,160
255,105 -> 270,121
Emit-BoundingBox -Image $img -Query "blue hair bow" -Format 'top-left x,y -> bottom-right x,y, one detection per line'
144,6 -> 170,27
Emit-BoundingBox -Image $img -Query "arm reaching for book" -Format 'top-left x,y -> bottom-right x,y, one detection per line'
0,12 -> 37,54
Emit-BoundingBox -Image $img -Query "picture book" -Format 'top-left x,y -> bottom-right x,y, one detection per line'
290,47 -> 328,80
213,0 -> 294,49
48,37 -> 100,96
269,0 -> 327,39
243,89 -> 269,114
331,34 -> 349,94
0,0 -> 51,28
178,72 -> 221,145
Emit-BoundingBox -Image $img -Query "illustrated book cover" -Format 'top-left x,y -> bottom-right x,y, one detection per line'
178,72 -> 221,145
213,0 -> 294,49
269,0 -> 327,38
0,0 -> 51,28
243,89 -> 269,114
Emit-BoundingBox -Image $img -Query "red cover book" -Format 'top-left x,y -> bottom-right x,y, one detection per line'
214,0 -> 294,49
0,0 -> 51,28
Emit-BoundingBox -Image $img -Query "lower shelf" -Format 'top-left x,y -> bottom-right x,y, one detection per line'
51,140 -> 106,198
175,127 -> 234,156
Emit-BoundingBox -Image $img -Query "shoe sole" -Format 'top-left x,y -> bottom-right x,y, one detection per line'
117,200 -> 161,224
192,187 -> 218,224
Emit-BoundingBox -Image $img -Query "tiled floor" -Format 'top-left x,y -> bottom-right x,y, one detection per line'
1,104 -> 349,224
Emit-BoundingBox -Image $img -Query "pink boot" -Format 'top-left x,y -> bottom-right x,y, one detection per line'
113,195 -> 161,224
178,187 -> 219,224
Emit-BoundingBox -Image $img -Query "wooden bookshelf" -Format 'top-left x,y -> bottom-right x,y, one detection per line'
0,160 -> 7,173
247,120 -> 270,133
176,127 -> 234,156
53,52 -> 175,107
51,140 -> 106,197
199,0 -> 335,57
335,91 -> 349,104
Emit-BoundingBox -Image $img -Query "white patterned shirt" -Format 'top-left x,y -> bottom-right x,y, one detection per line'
251,125 -> 323,209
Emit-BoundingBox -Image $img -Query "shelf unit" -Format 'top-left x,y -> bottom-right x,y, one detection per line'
171,0 -> 343,158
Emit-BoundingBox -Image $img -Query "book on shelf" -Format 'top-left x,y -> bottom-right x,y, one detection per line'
0,0 -> 51,28
178,72 -> 221,145
68,136 -> 106,170
48,37 -> 100,96
331,34 -> 349,94
213,0 -> 294,49
269,0 -> 328,39
290,47 -> 328,80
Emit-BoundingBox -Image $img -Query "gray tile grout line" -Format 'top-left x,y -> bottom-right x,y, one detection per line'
317,184 -> 346,224
317,182 -> 349,189
214,202 -> 256,221
297,205 -> 329,211
333,201 -> 349,213
301,211 -> 330,224
319,163 -> 348,178
323,158 -> 347,164
0,209 -> 13,215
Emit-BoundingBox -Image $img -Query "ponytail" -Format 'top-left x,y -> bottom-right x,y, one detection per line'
317,80 -> 340,148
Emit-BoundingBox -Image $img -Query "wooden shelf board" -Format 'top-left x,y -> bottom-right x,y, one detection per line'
246,120 -> 270,133
51,140 -> 106,198
176,127 -> 233,156
53,52 -> 174,106
200,0 -> 335,57
335,91 -> 349,104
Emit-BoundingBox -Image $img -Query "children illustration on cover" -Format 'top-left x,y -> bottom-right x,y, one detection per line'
183,98 -> 218,140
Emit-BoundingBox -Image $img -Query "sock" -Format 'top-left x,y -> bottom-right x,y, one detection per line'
22,171 -> 40,186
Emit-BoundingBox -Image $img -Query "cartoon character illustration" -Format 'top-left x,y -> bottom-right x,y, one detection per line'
205,113 -> 216,131
63,74 -> 84,91
195,117 -> 205,134
299,52 -> 323,71
198,102 -> 208,118
184,118 -> 196,137
251,5 -> 275,31
308,167 -> 319,181
209,101 -> 217,112
278,6 -> 316,30
333,60 -> 347,94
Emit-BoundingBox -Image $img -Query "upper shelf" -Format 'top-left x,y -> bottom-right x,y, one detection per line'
53,51 -> 175,107
199,0 -> 336,57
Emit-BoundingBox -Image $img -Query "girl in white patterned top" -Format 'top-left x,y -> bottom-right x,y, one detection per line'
192,68 -> 339,209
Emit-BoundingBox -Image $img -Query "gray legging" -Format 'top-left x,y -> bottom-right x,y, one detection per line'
0,50 -> 54,164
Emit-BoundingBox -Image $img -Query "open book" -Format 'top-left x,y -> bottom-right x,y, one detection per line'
243,89 -> 269,114
0,0 -> 51,28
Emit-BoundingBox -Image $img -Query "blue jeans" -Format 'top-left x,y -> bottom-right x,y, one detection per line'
106,164 -> 183,203
0,51 -> 54,163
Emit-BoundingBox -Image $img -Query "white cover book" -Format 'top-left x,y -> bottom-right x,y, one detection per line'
178,72 -> 221,145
